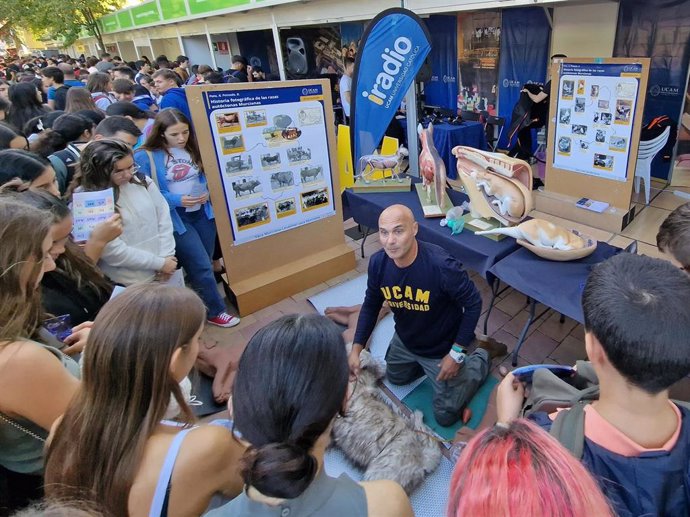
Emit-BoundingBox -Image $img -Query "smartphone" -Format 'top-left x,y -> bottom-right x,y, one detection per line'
512,364 -> 575,383
42,314 -> 73,342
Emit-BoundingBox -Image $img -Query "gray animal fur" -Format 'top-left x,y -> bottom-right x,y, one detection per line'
332,350 -> 442,494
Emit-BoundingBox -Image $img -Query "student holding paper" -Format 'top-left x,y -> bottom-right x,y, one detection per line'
135,109 -> 239,328
68,139 -> 177,286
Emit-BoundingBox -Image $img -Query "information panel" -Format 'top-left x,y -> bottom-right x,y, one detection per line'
553,63 -> 642,182
202,84 -> 336,245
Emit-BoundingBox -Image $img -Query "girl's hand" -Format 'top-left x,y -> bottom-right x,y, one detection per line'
181,195 -> 203,207
160,256 -> 178,274
89,214 -> 123,244
197,193 -> 209,205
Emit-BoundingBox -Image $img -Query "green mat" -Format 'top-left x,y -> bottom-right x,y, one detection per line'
401,375 -> 499,440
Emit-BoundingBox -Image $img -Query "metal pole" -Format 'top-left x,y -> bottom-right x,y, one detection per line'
271,12 -> 286,81
405,84 -> 419,176
204,23 -> 217,70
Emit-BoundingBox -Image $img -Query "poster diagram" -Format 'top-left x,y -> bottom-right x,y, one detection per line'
205,85 -> 335,245
553,62 -> 641,182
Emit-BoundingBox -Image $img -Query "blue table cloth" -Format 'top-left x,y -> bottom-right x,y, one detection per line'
342,181 -> 520,279
487,242 -> 623,323
400,120 -> 487,179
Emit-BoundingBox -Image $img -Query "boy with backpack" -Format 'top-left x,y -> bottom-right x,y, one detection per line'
496,253 -> 690,517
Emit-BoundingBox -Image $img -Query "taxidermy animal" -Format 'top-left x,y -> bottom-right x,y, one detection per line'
471,169 -> 525,218
476,219 -> 586,250
332,350 -> 442,494
418,123 -> 447,204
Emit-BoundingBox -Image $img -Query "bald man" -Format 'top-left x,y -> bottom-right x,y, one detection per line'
350,205 -> 504,426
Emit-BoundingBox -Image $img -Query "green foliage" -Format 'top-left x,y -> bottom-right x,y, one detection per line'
2,0 -> 124,49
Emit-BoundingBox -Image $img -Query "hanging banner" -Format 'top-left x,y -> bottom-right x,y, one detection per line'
614,0 -> 690,180
496,7 -> 551,150
423,15 -> 458,110
351,8 -> 432,166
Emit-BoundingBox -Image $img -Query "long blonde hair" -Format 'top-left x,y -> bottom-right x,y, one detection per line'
0,199 -> 52,344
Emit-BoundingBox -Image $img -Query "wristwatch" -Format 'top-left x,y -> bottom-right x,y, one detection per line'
449,344 -> 467,364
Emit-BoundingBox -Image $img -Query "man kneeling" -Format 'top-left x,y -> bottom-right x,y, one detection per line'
350,204 -> 505,426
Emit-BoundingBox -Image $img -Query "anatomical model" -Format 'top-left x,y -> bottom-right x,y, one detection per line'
452,146 -> 533,226
357,148 -> 405,183
418,123 -> 447,206
475,219 -> 586,251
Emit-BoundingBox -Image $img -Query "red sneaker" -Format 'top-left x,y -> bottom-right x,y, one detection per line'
207,312 -> 241,328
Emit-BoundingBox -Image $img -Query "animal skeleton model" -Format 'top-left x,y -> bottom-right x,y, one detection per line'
418,123 -> 447,204
475,219 -> 586,250
357,149 -> 405,183
452,146 -> 533,226
332,351 -> 442,494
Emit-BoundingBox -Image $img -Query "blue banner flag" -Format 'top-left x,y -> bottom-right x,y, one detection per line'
351,8 -> 432,168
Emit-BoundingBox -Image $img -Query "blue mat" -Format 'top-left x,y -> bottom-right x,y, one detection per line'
401,375 -> 499,440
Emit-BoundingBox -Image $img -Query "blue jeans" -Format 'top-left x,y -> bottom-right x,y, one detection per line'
174,208 -> 226,317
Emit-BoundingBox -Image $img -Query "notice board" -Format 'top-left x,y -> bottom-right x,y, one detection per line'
186,80 -> 355,316
545,58 -> 650,211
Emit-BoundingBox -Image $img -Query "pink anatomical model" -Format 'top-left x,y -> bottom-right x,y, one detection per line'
418,123 -> 447,205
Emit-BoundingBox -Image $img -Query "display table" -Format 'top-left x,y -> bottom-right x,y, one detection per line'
342,182 -> 520,279
485,242 -> 623,365
399,119 -> 487,179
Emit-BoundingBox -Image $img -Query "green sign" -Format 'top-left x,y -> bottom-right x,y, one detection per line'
117,11 -> 134,30
131,1 -> 161,26
188,0 -> 250,16
100,14 -> 119,33
159,0 -> 188,20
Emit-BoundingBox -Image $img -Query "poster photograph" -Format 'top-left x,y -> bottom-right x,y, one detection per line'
204,84 -> 336,245
552,62 -> 641,182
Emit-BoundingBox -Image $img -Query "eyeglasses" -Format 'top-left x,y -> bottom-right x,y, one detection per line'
112,163 -> 140,176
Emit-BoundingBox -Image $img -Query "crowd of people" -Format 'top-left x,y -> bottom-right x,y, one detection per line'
0,51 -> 689,517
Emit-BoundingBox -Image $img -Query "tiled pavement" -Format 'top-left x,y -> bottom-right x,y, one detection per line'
201,178 -> 690,438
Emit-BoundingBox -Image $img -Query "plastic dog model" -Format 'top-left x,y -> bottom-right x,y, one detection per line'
356,149 -> 405,183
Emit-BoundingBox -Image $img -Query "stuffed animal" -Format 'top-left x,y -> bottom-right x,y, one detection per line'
332,350 -> 442,494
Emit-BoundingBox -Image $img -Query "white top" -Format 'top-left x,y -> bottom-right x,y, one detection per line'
340,74 -> 352,118
91,91 -> 115,111
98,178 -> 176,286
164,147 -> 203,197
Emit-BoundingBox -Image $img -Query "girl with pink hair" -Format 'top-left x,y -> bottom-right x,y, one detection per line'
448,419 -> 614,517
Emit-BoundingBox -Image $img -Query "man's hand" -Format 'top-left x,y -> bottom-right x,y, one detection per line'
62,321 -> 93,355
437,354 -> 463,381
496,372 -> 526,424
348,344 -> 364,379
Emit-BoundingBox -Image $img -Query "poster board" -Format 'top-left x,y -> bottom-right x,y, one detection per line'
544,58 -> 650,222
187,80 -> 355,316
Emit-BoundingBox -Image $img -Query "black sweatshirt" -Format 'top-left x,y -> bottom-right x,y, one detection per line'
354,241 -> 482,359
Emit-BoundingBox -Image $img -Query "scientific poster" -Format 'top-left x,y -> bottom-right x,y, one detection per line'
553,63 -> 641,182
204,84 -> 336,245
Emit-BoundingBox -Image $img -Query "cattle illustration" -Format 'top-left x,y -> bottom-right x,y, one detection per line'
261,153 -> 281,167
236,203 -> 269,228
226,155 -> 252,173
300,165 -> 323,183
232,179 -> 261,197
245,110 -> 266,124
222,135 -> 243,150
301,188 -> 328,208
287,147 -> 312,162
271,171 -> 294,188
276,199 -> 296,215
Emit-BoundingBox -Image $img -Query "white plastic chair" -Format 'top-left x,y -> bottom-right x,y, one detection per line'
634,126 -> 670,204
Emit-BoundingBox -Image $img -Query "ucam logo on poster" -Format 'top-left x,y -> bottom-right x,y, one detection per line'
361,37 -> 420,108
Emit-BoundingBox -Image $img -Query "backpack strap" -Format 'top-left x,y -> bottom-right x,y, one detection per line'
550,401 -> 589,459
145,150 -> 159,188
